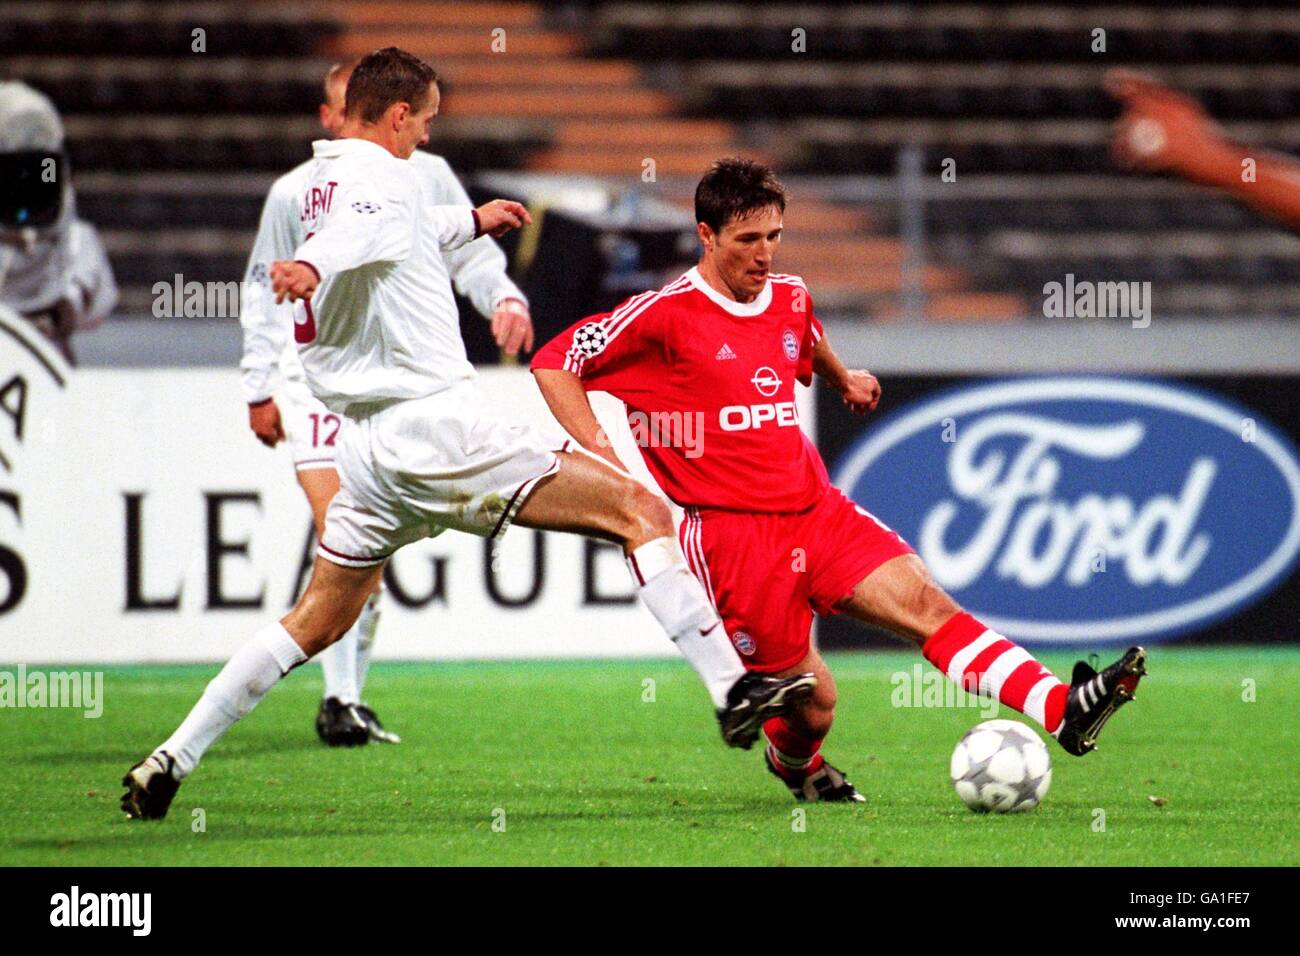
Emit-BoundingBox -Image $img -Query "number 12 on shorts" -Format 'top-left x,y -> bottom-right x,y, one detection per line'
309,413 -> 340,447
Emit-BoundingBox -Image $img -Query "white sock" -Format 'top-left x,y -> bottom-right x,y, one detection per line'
627,536 -> 745,709
158,623 -> 307,778
319,620 -> 360,704
354,590 -> 382,697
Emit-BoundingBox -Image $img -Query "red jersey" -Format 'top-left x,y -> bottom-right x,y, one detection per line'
531,267 -> 830,513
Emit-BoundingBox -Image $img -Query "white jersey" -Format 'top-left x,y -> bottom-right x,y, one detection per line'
289,138 -> 486,412
0,205 -> 118,331
239,145 -> 526,405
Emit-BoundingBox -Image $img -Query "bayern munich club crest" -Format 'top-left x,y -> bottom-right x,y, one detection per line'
732,631 -> 757,655
782,328 -> 800,362
572,322 -> 608,358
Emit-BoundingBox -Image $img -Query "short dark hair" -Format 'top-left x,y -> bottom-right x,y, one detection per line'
694,157 -> 786,233
345,47 -> 437,123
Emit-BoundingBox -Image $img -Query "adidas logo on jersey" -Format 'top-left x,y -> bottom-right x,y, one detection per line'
715,343 -> 737,360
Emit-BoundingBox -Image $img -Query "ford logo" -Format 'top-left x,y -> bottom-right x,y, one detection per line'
832,377 -> 1300,644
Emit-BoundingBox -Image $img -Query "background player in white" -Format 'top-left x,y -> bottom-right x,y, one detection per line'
240,60 -> 535,746
123,47 -> 813,819
0,81 -> 117,364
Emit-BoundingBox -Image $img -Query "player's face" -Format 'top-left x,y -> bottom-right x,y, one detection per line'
706,206 -> 783,301
319,76 -> 348,138
395,83 -> 440,159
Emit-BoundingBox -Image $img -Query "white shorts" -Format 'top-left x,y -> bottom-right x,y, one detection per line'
319,381 -> 568,568
279,379 -> 342,471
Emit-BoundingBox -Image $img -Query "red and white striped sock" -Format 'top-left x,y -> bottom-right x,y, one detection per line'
763,716 -> 825,780
922,611 -> 1068,734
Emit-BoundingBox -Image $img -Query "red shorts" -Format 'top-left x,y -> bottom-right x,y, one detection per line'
679,487 -> 913,673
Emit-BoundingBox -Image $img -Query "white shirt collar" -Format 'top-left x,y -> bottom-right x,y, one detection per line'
685,266 -> 772,317
311,138 -> 397,160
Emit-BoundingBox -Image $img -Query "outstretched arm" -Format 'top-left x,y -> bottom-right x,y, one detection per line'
1107,69 -> 1300,229
532,368 -> 629,472
272,199 -> 532,304
813,334 -> 880,416
429,158 -> 535,355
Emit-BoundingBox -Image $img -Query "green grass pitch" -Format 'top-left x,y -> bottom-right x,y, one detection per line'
1,647 -> 1296,866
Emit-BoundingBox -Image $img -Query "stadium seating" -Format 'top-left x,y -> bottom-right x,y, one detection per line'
5,0 -> 1299,321
582,2 -> 1300,318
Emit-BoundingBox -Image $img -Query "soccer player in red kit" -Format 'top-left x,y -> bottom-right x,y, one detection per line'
532,158 -> 1147,803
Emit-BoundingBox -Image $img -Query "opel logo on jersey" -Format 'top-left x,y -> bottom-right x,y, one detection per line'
719,401 -> 800,431
750,366 -> 781,397
782,329 -> 800,362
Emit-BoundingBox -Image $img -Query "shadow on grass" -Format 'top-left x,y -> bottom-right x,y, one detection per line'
3,806 -> 767,854
425,799 -> 799,825
2,823 -> 405,853
14,737 -> 330,768
10,748 -> 156,767
5,796 -> 801,854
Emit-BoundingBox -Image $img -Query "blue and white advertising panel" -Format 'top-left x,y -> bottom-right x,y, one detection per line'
822,376 -> 1300,648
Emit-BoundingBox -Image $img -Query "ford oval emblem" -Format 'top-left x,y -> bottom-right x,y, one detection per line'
832,377 -> 1300,644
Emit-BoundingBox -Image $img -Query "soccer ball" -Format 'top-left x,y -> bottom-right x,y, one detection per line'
950,719 -> 1052,813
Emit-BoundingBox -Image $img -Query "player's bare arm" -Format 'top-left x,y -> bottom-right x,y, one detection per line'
248,397 -> 286,448
476,199 -> 532,238
1107,69 -> 1300,228
491,297 -> 534,355
271,260 -> 320,303
532,367 -> 628,472
812,333 -> 880,415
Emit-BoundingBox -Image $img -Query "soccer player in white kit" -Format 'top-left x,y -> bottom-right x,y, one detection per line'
123,47 -> 815,819
240,60 -> 534,746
